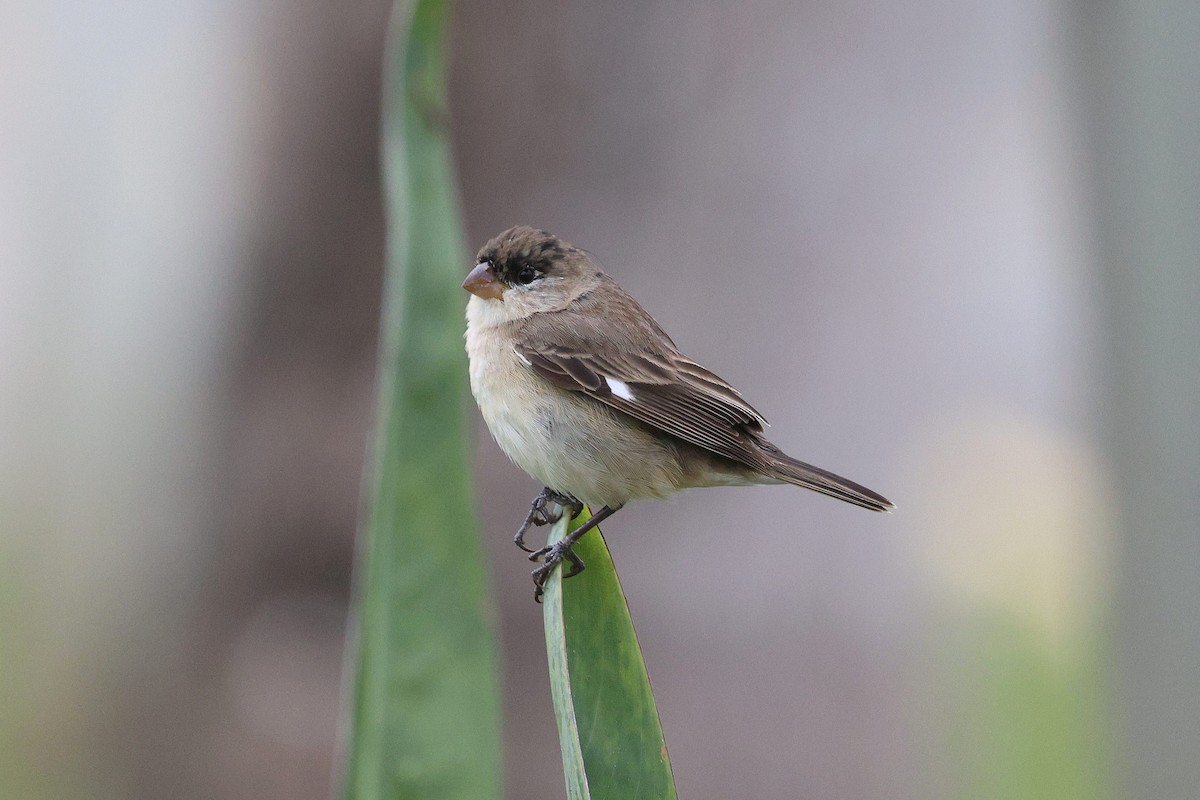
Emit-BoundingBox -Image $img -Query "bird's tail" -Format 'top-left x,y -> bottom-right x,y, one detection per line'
758,445 -> 894,512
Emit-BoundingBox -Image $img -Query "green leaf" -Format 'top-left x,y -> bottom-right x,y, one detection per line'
541,510 -> 677,799
341,1 -> 501,799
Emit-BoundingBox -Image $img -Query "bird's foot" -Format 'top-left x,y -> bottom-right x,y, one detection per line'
530,540 -> 586,603
523,504 -> 617,603
513,488 -> 582,553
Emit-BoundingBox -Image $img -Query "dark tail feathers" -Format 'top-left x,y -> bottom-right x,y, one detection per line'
763,450 -> 894,512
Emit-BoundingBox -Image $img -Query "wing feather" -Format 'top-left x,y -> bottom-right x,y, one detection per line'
516,342 -> 772,470
509,280 -> 779,471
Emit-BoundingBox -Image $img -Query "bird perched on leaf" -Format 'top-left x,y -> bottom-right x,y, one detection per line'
463,226 -> 893,600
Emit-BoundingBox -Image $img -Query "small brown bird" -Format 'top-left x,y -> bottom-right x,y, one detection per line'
464,226 -> 893,599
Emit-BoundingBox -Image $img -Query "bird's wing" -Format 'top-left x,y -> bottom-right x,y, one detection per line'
514,308 -> 774,470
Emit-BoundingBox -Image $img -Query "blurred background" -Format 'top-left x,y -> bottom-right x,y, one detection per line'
3,1 -> 1197,798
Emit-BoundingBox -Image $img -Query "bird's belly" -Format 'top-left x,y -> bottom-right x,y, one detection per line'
467,336 -> 682,507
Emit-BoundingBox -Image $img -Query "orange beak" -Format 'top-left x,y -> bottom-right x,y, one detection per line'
462,261 -> 506,300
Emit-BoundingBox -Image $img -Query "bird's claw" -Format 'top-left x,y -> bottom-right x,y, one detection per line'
513,488 -> 581,553
531,541 -> 586,603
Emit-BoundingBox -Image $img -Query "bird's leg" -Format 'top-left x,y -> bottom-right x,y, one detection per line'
514,487 -> 582,553
530,504 -> 620,602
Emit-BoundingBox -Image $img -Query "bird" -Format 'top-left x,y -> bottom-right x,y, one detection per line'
463,225 -> 893,599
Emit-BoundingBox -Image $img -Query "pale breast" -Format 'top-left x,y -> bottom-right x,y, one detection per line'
465,301 -> 685,507
466,325 -> 548,476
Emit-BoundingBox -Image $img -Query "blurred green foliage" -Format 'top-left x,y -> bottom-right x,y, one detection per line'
937,615 -> 1111,800
342,0 -> 501,798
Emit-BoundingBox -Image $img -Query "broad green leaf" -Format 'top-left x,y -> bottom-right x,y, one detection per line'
542,510 -> 677,800
342,1 -> 501,798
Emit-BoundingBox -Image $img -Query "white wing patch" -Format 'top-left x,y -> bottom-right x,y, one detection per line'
605,376 -> 635,401
514,348 -> 532,367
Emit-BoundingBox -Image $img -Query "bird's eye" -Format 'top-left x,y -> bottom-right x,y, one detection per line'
515,265 -> 538,285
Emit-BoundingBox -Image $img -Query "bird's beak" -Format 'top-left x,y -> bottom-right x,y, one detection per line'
462,261 -> 506,300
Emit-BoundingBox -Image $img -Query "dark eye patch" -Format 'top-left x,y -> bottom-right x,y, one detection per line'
486,234 -> 570,285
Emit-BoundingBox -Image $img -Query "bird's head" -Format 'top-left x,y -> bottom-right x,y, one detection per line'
464,226 -> 601,321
